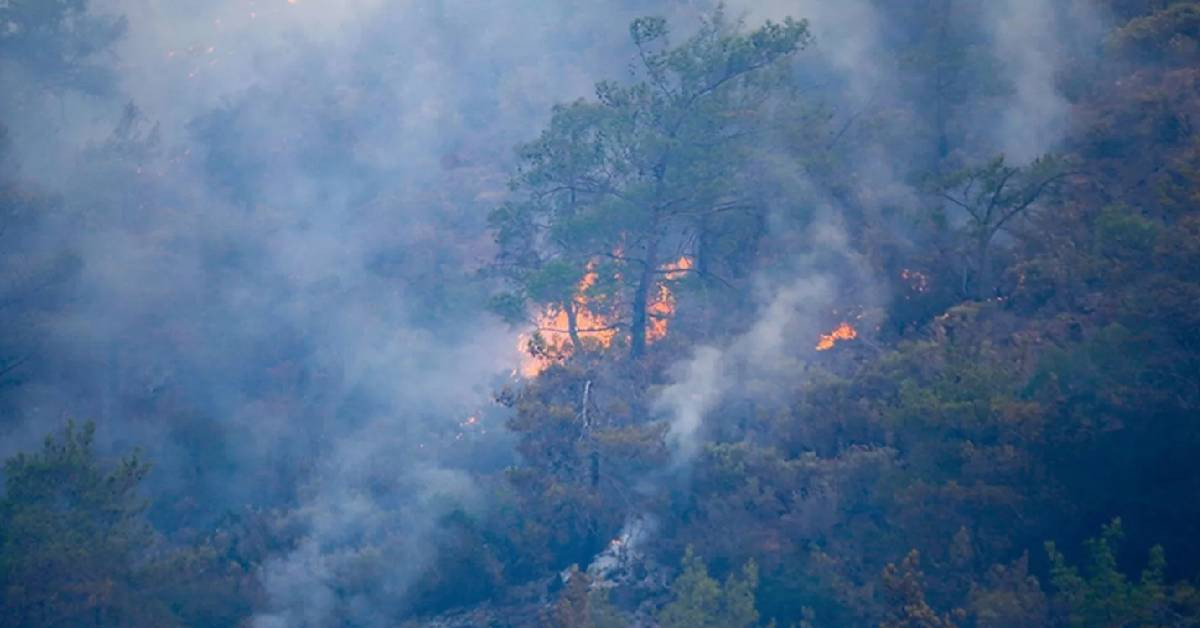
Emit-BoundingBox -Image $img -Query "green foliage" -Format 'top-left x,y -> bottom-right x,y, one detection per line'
527,259 -> 588,304
1095,205 -> 1162,259
0,421 -> 168,625
0,422 -> 257,626
496,19 -> 1200,623
1045,518 -> 1200,626
586,588 -> 626,628
489,291 -> 531,325
8,3 -> 1200,626
1112,2 -> 1200,62
880,550 -> 962,628
657,546 -> 760,628
496,361 -> 671,581
407,509 -> 507,615
965,553 -> 1048,627
491,11 -> 809,356
933,154 -> 1074,297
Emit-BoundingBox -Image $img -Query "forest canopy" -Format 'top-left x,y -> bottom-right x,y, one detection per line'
2,1 -> 1199,626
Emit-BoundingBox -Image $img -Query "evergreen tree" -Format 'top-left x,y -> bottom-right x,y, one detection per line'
491,11 -> 809,358
658,546 -> 760,628
1046,519 -> 1200,627
0,422 -> 171,626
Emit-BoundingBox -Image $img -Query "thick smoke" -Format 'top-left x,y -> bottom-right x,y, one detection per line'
1,0 -> 697,622
984,0 -> 1104,161
0,0 -> 1108,622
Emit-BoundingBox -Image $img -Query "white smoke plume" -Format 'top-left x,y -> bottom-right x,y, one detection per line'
656,223 -> 853,466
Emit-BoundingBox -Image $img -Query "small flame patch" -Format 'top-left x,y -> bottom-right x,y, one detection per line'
815,322 -> 858,351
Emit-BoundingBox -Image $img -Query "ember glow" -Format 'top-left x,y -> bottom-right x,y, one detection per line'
518,256 -> 693,377
815,322 -> 858,351
900,268 -> 931,293
660,255 -> 694,280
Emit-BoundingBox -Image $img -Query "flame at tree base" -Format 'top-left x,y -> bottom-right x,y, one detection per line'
518,256 -> 692,377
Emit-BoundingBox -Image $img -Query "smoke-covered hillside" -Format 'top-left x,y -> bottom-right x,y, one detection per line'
2,1 -> 1199,626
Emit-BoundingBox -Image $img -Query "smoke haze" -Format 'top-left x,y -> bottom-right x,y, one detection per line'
0,0 -> 1106,623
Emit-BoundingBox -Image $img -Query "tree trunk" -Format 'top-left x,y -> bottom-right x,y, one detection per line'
633,158 -> 666,359
974,233 -> 992,300
564,299 -> 584,352
630,237 -> 659,359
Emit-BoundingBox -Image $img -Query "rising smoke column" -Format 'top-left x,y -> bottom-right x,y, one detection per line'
656,219 -> 873,466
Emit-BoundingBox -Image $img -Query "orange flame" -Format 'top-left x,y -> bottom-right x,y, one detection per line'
519,256 -> 692,377
646,284 -> 675,342
661,255 -> 694,280
647,256 -> 692,342
815,322 -> 858,351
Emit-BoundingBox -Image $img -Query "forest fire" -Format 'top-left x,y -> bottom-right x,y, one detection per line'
519,256 -> 692,377
647,256 -> 692,342
815,322 -> 858,351
661,256 -> 694,280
